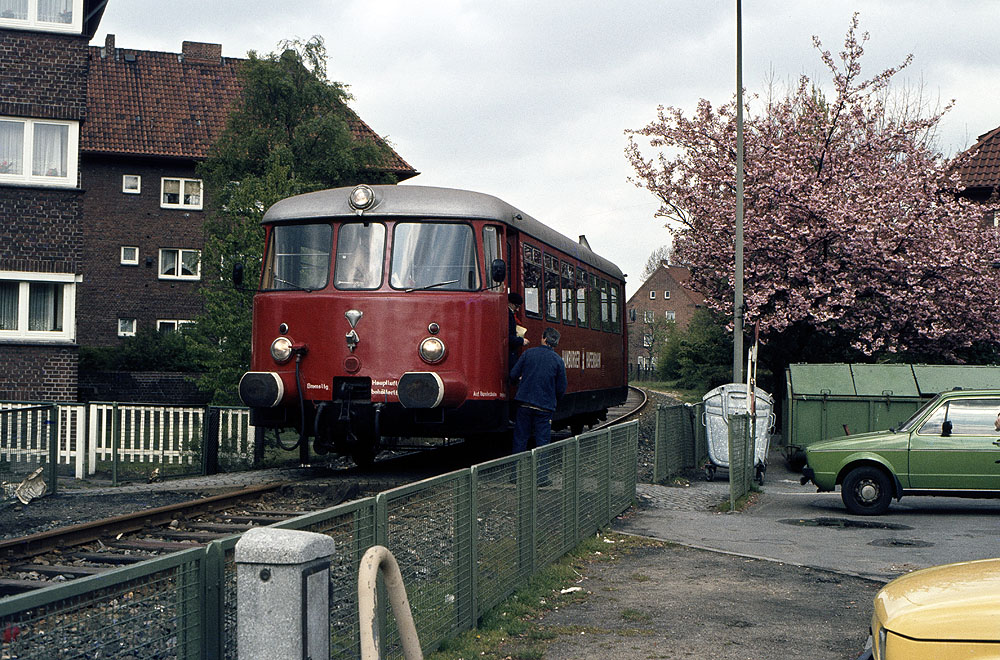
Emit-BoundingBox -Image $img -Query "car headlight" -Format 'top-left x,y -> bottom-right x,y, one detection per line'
877,625 -> 887,659
271,336 -> 294,364
418,337 -> 446,363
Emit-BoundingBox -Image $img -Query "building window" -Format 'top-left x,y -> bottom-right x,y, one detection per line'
157,319 -> 194,333
160,177 -> 202,210
118,318 -> 136,337
649,291 -> 656,300
159,248 -> 201,280
643,310 -> 655,323
122,174 -> 141,193
0,117 -> 79,188
642,333 -> 653,348
0,272 -> 76,342
0,0 -> 83,32
120,246 -> 139,265
665,310 -> 676,321
664,290 -> 671,299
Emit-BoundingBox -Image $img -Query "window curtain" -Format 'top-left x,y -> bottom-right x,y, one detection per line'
28,283 -> 62,331
0,282 -> 18,330
0,120 -> 24,175
32,123 -> 67,177
37,0 -> 71,23
161,250 -> 178,276
0,0 -> 27,20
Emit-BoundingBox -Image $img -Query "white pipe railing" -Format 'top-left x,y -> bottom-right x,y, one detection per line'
358,545 -> 424,660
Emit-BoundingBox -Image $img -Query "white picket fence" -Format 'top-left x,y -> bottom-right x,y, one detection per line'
1,402 -> 256,479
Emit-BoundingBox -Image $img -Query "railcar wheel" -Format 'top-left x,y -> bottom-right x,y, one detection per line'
349,432 -> 380,468
841,466 -> 892,516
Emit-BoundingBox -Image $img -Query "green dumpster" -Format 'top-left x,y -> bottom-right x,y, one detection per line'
784,363 -> 1000,467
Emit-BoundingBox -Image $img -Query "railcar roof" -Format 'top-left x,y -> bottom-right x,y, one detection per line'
261,185 -> 624,280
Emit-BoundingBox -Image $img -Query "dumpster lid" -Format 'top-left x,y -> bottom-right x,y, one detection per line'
912,365 -> 1000,396
787,363 -> 856,396
850,364 -> 919,397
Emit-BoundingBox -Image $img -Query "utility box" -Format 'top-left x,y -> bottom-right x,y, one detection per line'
783,363 -> 1000,465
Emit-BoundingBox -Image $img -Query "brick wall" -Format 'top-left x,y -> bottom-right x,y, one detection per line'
625,265 -> 703,371
0,186 -> 82,273
0,30 -> 89,120
0,344 -> 78,402
78,156 -> 208,345
78,370 -> 211,404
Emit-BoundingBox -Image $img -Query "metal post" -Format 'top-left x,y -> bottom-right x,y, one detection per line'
46,405 -> 57,495
111,402 -> 119,487
733,0 -> 745,384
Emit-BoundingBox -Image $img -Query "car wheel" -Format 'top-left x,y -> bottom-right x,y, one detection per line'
841,466 -> 892,515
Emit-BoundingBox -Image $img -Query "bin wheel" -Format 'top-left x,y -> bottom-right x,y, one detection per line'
705,465 -> 716,481
755,465 -> 765,486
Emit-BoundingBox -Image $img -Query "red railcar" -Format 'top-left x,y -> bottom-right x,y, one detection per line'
238,185 -> 627,464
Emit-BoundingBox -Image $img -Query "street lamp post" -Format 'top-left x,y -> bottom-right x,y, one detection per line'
733,0 -> 745,384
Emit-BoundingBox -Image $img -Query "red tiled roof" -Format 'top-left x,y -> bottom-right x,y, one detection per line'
952,125 -> 1000,190
83,39 -> 418,179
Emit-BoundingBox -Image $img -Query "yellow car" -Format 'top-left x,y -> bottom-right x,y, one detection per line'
862,558 -> 1000,659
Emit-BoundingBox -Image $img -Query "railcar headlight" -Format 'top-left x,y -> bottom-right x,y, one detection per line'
418,337 -> 446,363
349,184 -> 376,211
271,336 -> 294,364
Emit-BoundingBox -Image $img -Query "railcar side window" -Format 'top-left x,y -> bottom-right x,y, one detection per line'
522,244 -> 542,317
483,226 -> 502,289
334,223 -> 386,290
600,278 -> 610,331
544,254 -> 560,321
561,262 -> 575,324
391,222 -> 479,291
588,273 -> 601,330
576,268 -> 588,327
610,283 -> 620,333
262,223 -> 332,291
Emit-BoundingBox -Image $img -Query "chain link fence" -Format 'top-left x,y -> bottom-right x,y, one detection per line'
0,421 -> 638,660
726,413 -> 755,510
652,402 -> 707,483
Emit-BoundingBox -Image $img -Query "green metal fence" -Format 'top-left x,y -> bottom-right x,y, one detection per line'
652,402 -> 707,483
0,422 -> 638,660
726,413 -> 754,510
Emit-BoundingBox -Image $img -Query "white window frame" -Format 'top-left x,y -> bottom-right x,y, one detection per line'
157,319 -> 194,333
664,290 -> 671,299
665,310 -> 676,321
0,271 -> 78,343
120,246 -> 139,265
117,318 -> 136,337
643,310 -> 655,323
648,291 -> 656,300
160,177 -> 203,210
0,116 -> 79,188
642,333 -> 653,348
0,0 -> 84,33
122,174 -> 141,194
158,248 -> 201,281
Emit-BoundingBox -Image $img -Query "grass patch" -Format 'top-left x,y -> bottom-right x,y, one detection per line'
427,532 -> 666,660
630,381 -> 705,404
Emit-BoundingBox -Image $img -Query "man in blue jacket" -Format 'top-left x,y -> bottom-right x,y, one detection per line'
510,327 -> 567,454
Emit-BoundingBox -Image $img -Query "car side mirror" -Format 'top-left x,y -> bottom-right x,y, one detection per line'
490,259 -> 506,284
233,263 -> 245,289
942,420 -> 952,437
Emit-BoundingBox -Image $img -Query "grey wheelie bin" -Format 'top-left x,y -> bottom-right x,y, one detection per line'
701,383 -> 774,484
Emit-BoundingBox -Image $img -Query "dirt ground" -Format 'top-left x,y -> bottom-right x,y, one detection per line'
535,539 -> 877,660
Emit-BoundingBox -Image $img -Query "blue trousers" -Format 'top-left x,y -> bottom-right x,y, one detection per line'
513,405 -> 552,454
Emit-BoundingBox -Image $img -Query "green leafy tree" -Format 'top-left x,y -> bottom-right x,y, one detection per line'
192,36 -> 397,403
657,309 -> 733,392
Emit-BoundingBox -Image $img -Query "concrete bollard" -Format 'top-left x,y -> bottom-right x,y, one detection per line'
235,527 -> 336,660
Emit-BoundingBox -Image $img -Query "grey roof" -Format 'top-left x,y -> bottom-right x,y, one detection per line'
262,185 -> 624,280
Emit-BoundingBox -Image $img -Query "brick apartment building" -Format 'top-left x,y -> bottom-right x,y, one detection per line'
78,35 -> 418,347
0,0 -> 108,401
625,262 -> 703,375
953,124 -> 1000,225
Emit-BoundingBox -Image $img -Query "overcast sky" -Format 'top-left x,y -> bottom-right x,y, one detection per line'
97,1 -> 1000,297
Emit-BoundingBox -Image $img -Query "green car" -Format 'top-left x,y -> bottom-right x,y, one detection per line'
801,389 -> 1000,515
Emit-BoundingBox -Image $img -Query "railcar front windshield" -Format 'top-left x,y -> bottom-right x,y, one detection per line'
334,222 -> 386,289
390,222 -> 480,291
262,224 -> 332,291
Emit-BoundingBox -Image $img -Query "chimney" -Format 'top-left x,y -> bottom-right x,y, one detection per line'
181,41 -> 222,65
578,235 -> 591,250
104,33 -> 115,59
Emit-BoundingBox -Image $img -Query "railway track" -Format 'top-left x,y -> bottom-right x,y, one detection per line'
0,389 -> 648,595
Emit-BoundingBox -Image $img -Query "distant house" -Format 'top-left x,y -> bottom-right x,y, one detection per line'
624,262 -> 704,375
0,0 -> 108,401
78,35 -> 419,348
951,125 -> 1000,227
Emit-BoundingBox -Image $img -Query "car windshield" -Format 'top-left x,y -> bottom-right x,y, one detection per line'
262,224 -> 332,291
896,394 -> 944,433
334,223 -> 386,290
389,222 -> 479,291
